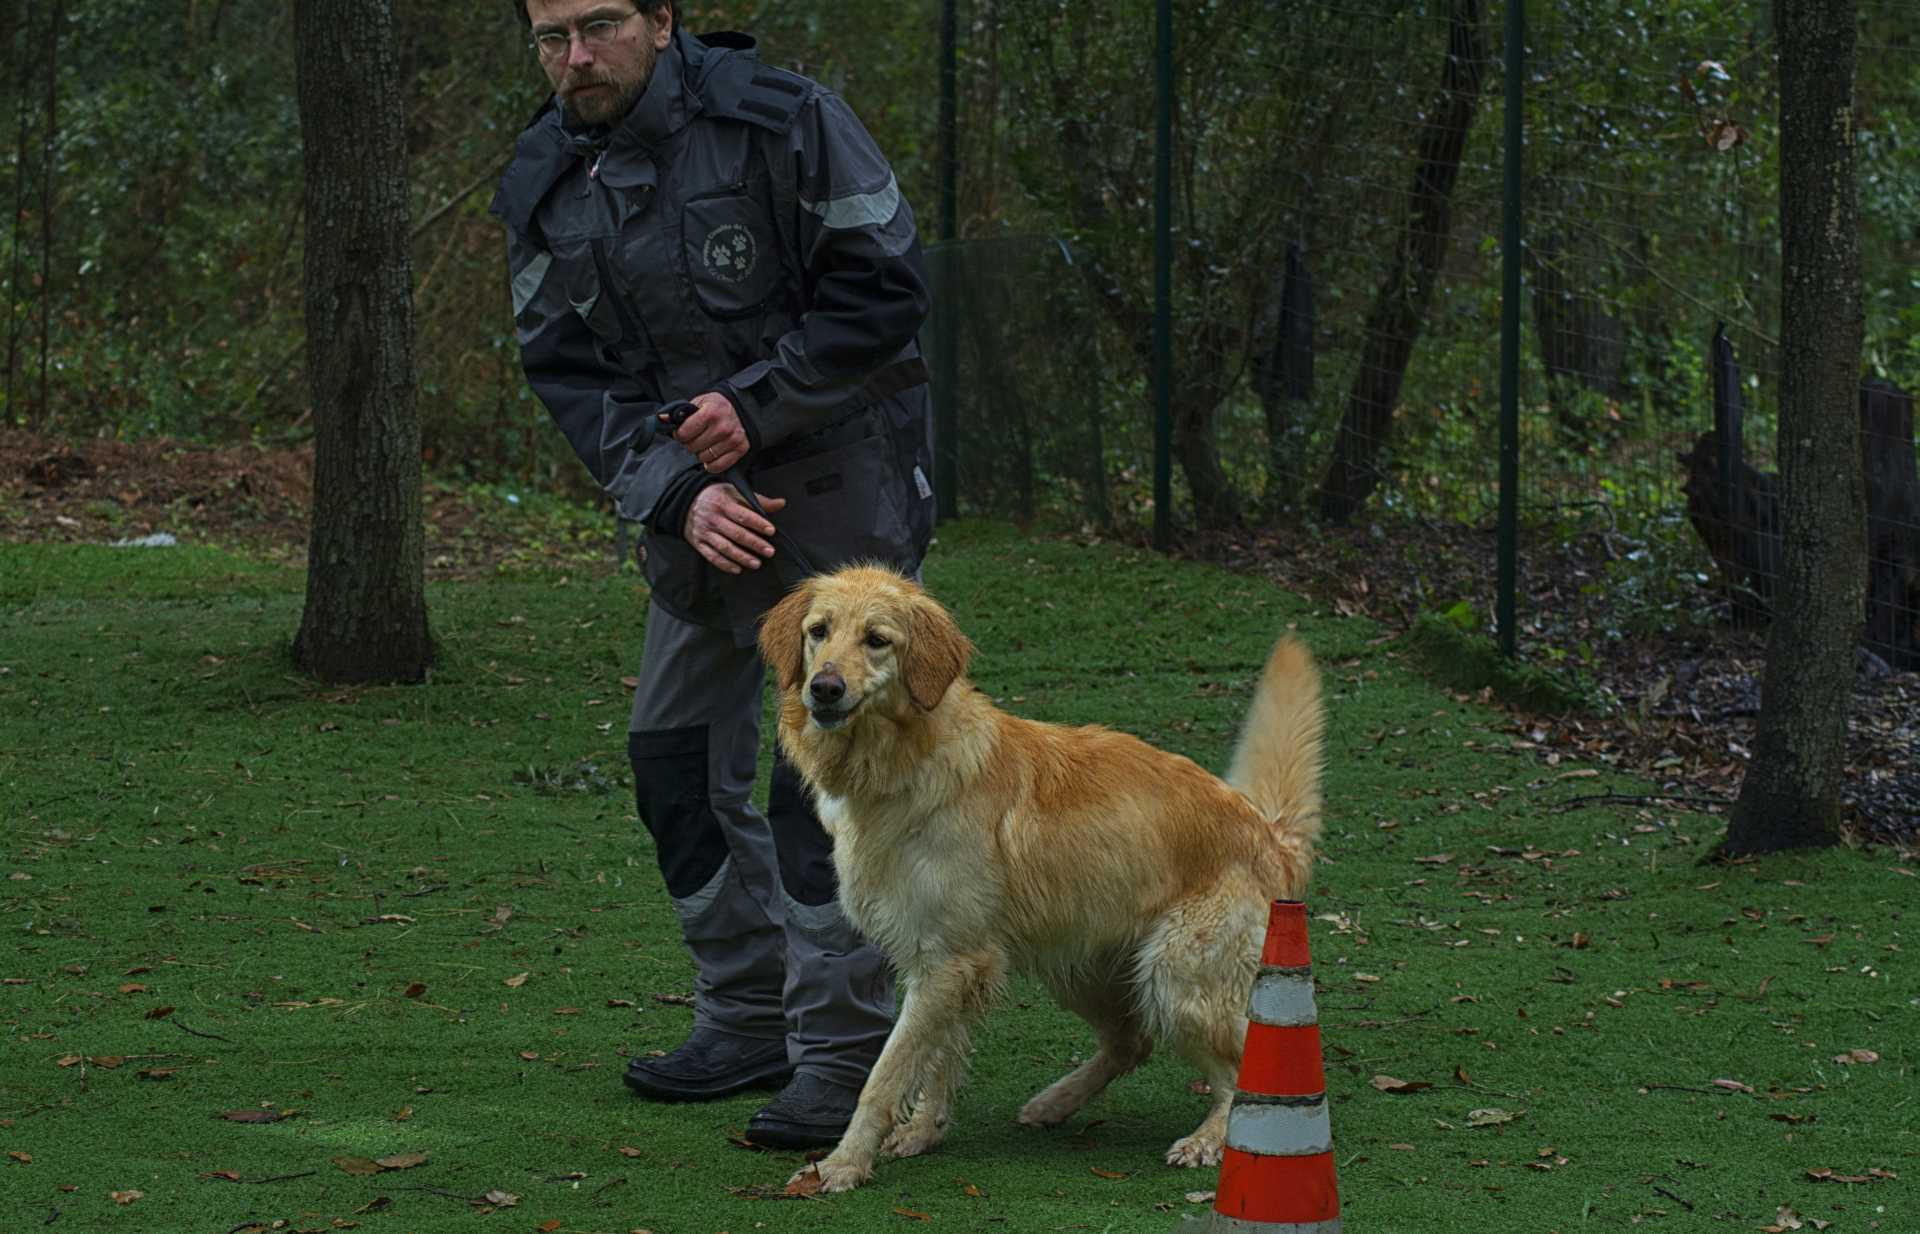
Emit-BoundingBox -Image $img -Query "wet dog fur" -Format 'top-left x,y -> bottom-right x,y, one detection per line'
758,565 -> 1325,1192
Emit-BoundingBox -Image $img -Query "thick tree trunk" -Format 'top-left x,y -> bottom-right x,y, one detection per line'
1725,0 -> 1863,854
290,0 -> 432,683
1317,0 -> 1485,525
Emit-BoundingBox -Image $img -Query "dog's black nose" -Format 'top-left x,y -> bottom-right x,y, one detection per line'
809,672 -> 846,706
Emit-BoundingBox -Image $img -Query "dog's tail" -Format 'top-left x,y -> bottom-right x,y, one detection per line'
1226,636 -> 1325,872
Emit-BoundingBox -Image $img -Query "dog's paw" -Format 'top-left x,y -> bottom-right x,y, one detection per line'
1016,1088 -> 1080,1128
882,1116 -> 948,1160
798,1153 -> 875,1193
1165,1133 -> 1225,1169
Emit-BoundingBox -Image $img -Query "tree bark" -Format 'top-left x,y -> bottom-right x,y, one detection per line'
290,0 -> 432,683
1317,0 -> 1486,525
1724,0 -> 1863,854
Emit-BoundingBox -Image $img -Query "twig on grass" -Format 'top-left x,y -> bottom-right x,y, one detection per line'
1554,792 -> 1733,814
401,883 -> 449,898
393,1184 -> 487,1205
588,1176 -> 628,1202
174,1019 -> 231,1043
1642,1084 -> 1724,1095
1652,1184 -> 1694,1211
230,1171 -> 318,1185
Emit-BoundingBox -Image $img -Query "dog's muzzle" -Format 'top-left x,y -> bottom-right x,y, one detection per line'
807,669 -> 858,729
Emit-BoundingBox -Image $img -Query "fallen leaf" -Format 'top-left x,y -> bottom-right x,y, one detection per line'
375,1152 -> 428,1170
537,1222 -> 562,1233
504,972 -> 530,989
1413,853 -> 1455,865
1353,973 -> 1382,984
137,1068 -> 177,1081
402,982 -> 427,999
1371,1075 -> 1433,1095
144,1005 -> 175,1020
7,1151 -> 30,1163
482,1188 -> 520,1207
1466,1107 -> 1517,1127
618,1146 -> 644,1158
88,1055 -> 124,1069
1711,1078 -> 1754,1094
893,1208 -> 932,1221
1830,1049 -> 1879,1065
519,1050 -> 540,1061
785,1169 -> 823,1197
1184,1190 -> 1216,1203
332,1156 -> 384,1176
55,1055 -> 81,1068
202,1170 -> 242,1181
219,1109 -> 285,1124
110,1189 -> 143,1205
652,992 -> 694,1006
363,914 -> 415,925
393,1105 -> 413,1122
552,1006 -> 581,1016
119,983 -> 149,994
355,1196 -> 393,1214
1090,1166 -> 1129,1179
607,998 -> 636,1008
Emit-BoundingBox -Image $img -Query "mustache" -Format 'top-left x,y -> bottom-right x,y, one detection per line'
562,70 -> 618,93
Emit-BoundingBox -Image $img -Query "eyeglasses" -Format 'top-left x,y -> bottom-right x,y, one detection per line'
530,11 -> 635,62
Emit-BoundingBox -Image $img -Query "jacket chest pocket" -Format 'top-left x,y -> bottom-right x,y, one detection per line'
682,182 -> 780,320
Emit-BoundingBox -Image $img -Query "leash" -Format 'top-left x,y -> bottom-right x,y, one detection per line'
658,399 -> 818,576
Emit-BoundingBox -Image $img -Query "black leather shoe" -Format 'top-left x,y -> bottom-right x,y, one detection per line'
623,1029 -> 793,1102
744,1071 -> 864,1150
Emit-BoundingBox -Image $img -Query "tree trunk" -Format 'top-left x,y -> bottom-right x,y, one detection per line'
1725,0 -> 1863,854
1317,0 -> 1486,525
290,0 -> 432,684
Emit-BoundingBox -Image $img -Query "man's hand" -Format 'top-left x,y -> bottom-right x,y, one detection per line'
684,483 -> 787,575
665,390 -> 749,474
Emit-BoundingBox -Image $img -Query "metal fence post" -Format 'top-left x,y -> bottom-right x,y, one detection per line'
1497,0 -> 1524,658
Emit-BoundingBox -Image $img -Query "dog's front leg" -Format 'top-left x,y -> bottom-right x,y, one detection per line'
799,950 -> 1005,1193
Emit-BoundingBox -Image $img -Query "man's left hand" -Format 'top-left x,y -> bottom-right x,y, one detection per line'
665,391 -> 749,475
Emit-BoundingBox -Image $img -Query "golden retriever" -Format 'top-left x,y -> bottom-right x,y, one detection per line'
757,565 -> 1324,1193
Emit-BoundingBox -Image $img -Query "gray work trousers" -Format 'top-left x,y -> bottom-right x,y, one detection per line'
627,598 -> 895,1090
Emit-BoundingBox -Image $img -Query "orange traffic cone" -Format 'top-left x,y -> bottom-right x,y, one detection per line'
1181,899 -> 1341,1232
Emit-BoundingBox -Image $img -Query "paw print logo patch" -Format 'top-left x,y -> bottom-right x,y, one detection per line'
701,224 -> 758,284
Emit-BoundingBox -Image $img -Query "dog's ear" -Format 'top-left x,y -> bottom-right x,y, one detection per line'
903,590 -> 974,710
757,581 -> 814,692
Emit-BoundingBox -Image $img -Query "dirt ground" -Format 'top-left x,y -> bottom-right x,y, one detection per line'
3,427 -> 1912,847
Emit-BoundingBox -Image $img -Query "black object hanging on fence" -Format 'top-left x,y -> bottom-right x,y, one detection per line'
1277,240 -> 1315,403
1679,330 -> 1920,668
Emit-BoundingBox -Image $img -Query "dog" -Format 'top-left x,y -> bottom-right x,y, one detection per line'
757,564 -> 1325,1193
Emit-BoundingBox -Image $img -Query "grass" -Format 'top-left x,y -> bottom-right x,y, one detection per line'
1,520 -> 1914,1234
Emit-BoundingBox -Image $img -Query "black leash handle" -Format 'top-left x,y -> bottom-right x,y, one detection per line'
658,398 -> 816,576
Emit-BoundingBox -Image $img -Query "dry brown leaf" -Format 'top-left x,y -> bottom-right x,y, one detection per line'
332,1156 -> 384,1176
1090,1166 -> 1129,1179
144,1005 -> 175,1020
1830,1049 -> 1879,1065
893,1207 -> 932,1221
402,982 -> 427,999
652,992 -> 695,1007
119,983 -> 148,994
518,1050 -> 540,1061
375,1152 -> 428,1170
55,1055 -> 81,1068
393,1105 -> 413,1122
504,972 -> 530,989
110,1189 -> 143,1205
7,1150 -> 30,1163
88,1055 -> 124,1069
202,1170 -> 242,1181
1371,1075 -> 1432,1095
618,1146 -> 644,1158
1711,1078 -> 1754,1094
482,1188 -> 520,1207
219,1109 -> 284,1123
1184,1190 -> 1216,1204
553,1007 -> 581,1016
537,1222 -> 562,1233
1466,1107 -> 1516,1127
784,1169 -> 823,1197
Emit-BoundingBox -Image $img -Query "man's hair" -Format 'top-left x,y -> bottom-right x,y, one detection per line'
513,0 -> 671,27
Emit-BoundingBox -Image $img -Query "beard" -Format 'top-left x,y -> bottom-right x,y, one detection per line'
560,35 -> 657,127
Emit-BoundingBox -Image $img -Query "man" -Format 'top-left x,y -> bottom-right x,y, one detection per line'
490,0 -> 935,1150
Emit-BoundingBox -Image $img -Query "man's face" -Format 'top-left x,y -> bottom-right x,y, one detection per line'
525,0 -> 673,127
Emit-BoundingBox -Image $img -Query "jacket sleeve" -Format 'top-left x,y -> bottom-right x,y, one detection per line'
721,90 -> 931,451
507,228 -> 704,529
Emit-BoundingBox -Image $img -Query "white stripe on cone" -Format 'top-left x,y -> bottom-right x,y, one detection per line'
1246,966 -> 1318,1028
1224,1095 -> 1333,1157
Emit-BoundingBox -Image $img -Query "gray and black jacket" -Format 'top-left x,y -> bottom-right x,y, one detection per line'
491,29 -> 934,642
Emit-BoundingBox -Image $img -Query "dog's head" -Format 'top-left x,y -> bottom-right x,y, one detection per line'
758,565 -> 974,731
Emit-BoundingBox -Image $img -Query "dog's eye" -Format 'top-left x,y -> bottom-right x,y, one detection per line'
807,621 -> 828,641
864,631 -> 890,650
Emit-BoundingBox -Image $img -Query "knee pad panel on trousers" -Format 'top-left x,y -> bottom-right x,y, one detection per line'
629,727 -> 729,899
768,752 -> 839,908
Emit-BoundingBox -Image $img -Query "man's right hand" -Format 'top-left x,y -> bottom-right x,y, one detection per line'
684,483 -> 787,575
